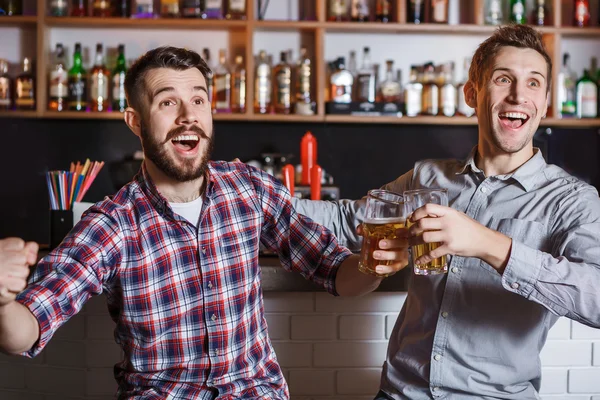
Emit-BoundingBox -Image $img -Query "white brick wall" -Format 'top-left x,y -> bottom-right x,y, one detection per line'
2,292 -> 600,399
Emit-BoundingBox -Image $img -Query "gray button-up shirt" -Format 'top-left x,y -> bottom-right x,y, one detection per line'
293,148 -> 600,399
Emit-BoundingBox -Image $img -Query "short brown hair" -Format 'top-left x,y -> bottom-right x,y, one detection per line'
469,24 -> 552,92
124,46 -> 212,113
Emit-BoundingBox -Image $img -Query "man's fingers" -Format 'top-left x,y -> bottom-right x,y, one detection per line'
0,238 -> 26,251
374,249 -> 408,261
410,203 -> 448,222
2,251 -> 28,266
408,218 -> 443,237
378,237 -> 408,250
421,231 -> 444,245
356,224 -> 364,236
414,245 -> 450,266
24,241 -> 39,265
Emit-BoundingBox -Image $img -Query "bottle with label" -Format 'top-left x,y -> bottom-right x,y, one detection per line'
49,0 -> 69,16
379,60 -> 401,103
90,43 -> 110,112
573,0 -> 590,27
421,62 -> 438,116
439,62 -> 456,117
375,0 -> 390,22
404,65 -> 423,117
430,0 -> 448,23
356,47 -> 376,103
92,0 -> 113,17
576,69 -> 598,118
231,55 -> 246,113
160,0 -> 180,17
456,58 -> 474,117
330,57 -> 353,103
15,58 -> 35,110
202,48 -> 214,104
112,44 -> 127,112
225,0 -> 245,19
181,0 -> 201,17
4,0 -> 23,15
212,49 -> 231,113
509,0 -> 526,24
485,0 -> 503,24
131,0 -> 155,18
203,0 -> 223,19
351,0 -> 369,22
328,0 -> 348,22
407,0 -> 425,23
71,0 -> 87,16
48,43 -> 68,112
557,53 -> 576,118
295,48 -> 313,115
254,50 -> 271,114
68,43 -> 87,111
531,0 -> 548,26
273,52 -> 291,114
0,60 -> 12,111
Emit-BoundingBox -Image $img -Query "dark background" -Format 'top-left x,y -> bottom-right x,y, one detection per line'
1,117 -> 598,244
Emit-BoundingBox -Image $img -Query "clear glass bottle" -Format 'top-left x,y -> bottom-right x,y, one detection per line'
407,0 -> 425,23
421,62 -> 439,115
231,55 -> 246,113
330,57 -> 353,103
49,0 -> 69,16
430,0 -> 448,23
485,0 -> 503,25
328,0 -> 349,22
90,43 -> 110,112
68,42 -> 87,111
457,58 -> 474,117
0,60 -> 12,111
15,57 -> 35,110
112,44 -> 127,112
48,43 -> 68,111
356,47 -> 376,103
212,49 -> 231,113
439,62 -> 456,117
404,65 -> 423,117
351,0 -> 369,22
225,0 -> 245,19
202,0 -> 223,19
379,60 -> 401,103
273,51 -> 292,114
254,50 -> 272,114
295,48 -> 313,115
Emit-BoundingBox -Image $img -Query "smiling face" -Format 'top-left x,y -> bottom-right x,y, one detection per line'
467,46 -> 549,158
137,67 -> 214,183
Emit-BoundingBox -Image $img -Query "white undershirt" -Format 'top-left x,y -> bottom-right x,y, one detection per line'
169,196 -> 203,228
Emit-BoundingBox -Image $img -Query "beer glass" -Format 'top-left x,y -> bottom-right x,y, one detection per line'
404,188 -> 449,275
358,189 -> 406,277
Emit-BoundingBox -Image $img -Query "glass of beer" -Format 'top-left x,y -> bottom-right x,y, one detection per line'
404,188 -> 449,275
358,189 -> 406,277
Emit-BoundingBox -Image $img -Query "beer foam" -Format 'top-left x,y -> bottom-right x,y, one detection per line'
363,217 -> 406,225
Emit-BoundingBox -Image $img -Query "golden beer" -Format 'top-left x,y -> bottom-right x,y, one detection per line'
358,218 -> 406,277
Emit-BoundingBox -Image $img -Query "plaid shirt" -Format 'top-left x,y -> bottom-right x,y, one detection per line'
18,161 -> 352,399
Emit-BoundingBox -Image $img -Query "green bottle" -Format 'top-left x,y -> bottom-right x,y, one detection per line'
112,44 -> 127,112
576,69 -> 598,118
510,0 -> 526,24
68,43 -> 87,112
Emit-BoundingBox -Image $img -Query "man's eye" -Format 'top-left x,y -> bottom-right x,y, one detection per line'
194,98 -> 204,105
497,76 -> 510,84
529,80 -> 540,87
160,100 -> 173,106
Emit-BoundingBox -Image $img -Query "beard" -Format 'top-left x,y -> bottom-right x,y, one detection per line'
489,107 -> 536,154
140,122 -> 214,183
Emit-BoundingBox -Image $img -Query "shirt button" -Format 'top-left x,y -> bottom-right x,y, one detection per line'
434,354 -> 441,361
480,186 -> 488,194
207,282 -> 213,289
432,386 -> 439,392
511,282 -> 520,289
441,312 -> 448,318
451,267 -> 459,273
211,314 -> 217,321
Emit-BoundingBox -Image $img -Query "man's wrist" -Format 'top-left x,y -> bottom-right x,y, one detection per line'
478,227 -> 513,274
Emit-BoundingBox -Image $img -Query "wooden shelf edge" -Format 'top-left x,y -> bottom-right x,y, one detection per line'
0,15 -> 37,24
0,111 -> 38,118
325,115 -> 478,124
556,27 -> 600,37
42,111 -> 125,119
254,20 -> 321,30
44,16 -> 247,29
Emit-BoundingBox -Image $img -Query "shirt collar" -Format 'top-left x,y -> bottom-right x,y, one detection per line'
456,146 -> 546,192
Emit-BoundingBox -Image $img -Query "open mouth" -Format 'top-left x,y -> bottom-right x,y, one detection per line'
171,134 -> 200,152
498,111 -> 530,130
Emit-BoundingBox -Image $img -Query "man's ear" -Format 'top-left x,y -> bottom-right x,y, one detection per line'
464,81 -> 477,109
124,107 -> 142,138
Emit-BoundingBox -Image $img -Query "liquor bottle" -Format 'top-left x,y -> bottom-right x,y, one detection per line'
576,69 -> 598,118
131,0 -> 155,18
15,58 -> 35,110
212,49 -> 231,113
456,58 -> 474,117
181,0 -> 201,17
231,55 -> 246,113
404,65 -> 423,116
356,47 -> 376,103
160,0 -> 180,17
4,0 -> 23,15
68,43 -> 87,111
485,0 -> 503,25
375,0 -> 390,22
115,0 -> 129,16
112,44 -> 127,112
299,0 -> 316,20
295,48 -> 313,115
49,0 -> 69,16
202,48 -> 214,104
407,0 -> 425,23
379,60 -> 401,103
509,0 -> 526,24
225,0 -> 245,19
330,57 -> 353,103
273,52 -> 292,114
557,53 -> 576,118
90,43 -> 110,112
573,0 -> 590,27
92,0 -> 113,17
71,0 -> 87,16
430,0 -> 448,24
439,62 -> 456,117
421,63 -> 438,115
0,60 -> 11,111
348,50 -> 357,78
328,0 -> 348,22
531,0 -> 548,26
351,0 -> 369,22
254,50 -> 272,114
203,0 -> 223,19
48,43 -> 68,111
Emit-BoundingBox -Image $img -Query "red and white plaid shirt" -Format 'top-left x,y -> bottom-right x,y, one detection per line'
18,161 -> 351,399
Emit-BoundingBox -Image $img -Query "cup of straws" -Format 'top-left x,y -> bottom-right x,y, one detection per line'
46,159 -> 104,249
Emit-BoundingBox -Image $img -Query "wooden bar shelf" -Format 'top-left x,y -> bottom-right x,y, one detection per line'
0,16 -> 37,26
44,16 -> 247,29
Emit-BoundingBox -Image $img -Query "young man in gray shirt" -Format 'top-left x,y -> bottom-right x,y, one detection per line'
294,24 -> 600,399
